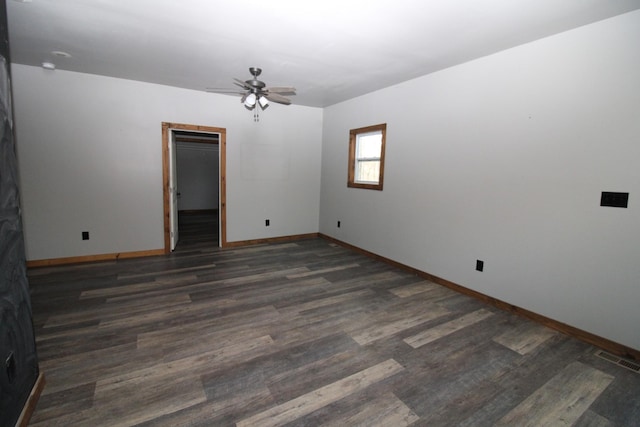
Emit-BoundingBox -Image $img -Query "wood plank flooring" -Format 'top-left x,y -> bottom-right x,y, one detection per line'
27,213 -> 640,426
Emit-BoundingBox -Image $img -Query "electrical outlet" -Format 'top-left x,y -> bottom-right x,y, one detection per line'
82,231 -> 89,240
265,219 -> 270,226
337,221 -> 341,228
476,260 -> 484,272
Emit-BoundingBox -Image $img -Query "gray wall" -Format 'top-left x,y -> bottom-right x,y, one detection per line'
320,11 -> 640,351
176,142 -> 219,211
12,65 -> 323,260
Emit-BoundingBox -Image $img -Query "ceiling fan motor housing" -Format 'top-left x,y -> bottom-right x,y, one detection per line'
246,67 -> 266,89
247,79 -> 266,90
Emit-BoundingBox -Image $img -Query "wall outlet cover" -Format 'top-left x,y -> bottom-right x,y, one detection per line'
601,191 -> 629,208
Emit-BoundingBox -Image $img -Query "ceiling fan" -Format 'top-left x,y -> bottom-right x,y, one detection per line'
207,67 -> 296,121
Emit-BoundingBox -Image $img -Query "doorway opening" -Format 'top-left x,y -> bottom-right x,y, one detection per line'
162,122 -> 227,253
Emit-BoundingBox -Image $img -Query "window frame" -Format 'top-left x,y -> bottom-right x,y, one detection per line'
348,123 -> 387,191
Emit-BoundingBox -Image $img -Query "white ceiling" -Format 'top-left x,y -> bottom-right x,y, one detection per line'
7,0 -> 640,107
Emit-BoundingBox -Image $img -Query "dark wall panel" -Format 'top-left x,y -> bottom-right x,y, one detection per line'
0,1 -> 40,425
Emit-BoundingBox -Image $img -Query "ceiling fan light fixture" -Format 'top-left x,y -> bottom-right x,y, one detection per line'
258,95 -> 269,108
244,92 -> 257,108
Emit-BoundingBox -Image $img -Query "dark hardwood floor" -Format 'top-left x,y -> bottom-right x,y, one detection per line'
27,213 -> 640,426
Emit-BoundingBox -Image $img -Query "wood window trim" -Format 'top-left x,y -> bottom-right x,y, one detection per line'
348,123 -> 387,191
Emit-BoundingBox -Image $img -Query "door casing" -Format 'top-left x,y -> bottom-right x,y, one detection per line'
162,122 -> 227,252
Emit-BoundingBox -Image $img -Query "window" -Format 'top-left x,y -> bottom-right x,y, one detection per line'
348,123 -> 387,190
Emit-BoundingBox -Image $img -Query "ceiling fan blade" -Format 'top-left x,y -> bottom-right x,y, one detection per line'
264,86 -> 296,95
206,88 -> 246,96
264,92 -> 292,105
234,78 -> 251,89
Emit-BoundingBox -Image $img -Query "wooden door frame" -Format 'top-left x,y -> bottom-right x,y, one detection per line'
162,122 -> 227,252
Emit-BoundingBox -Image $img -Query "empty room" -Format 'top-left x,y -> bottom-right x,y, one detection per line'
1,1 -> 639,426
